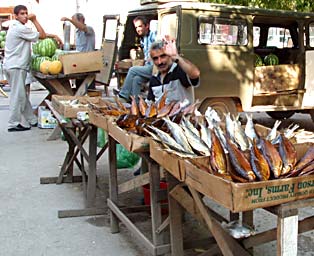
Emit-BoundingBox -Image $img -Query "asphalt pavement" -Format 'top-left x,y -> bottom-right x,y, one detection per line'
0,84 -> 143,256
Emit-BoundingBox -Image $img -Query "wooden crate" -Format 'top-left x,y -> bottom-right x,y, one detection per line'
183,143 -> 314,212
59,51 -> 103,75
108,121 -> 150,152
51,95 -> 101,118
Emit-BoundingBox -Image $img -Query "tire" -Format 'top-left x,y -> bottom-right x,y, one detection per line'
199,98 -> 238,122
266,111 -> 295,120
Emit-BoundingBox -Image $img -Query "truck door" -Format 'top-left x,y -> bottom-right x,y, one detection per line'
95,15 -> 120,85
303,20 -> 314,109
158,6 -> 181,49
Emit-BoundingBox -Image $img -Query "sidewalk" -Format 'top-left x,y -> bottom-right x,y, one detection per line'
0,88 -> 144,256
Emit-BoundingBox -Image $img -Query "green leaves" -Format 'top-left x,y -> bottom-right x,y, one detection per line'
199,0 -> 314,12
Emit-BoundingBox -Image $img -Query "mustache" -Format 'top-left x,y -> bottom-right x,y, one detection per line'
157,62 -> 166,68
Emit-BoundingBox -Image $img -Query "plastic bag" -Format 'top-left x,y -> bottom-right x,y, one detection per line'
97,128 -> 107,148
116,144 -> 140,169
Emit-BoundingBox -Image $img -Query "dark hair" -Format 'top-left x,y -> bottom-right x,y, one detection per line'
150,40 -> 165,51
73,13 -> 85,22
133,16 -> 148,26
14,5 -> 27,15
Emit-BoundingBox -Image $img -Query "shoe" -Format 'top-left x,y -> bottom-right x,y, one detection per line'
133,168 -> 141,176
8,124 -> 31,132
30,122 -> 38,127
113,88 -> 120,96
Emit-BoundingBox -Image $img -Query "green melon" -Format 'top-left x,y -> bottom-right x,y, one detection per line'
254,54 -> 263,67
264,54 -> 279,66
31,56 -> 52,71
37,38 -> 57,57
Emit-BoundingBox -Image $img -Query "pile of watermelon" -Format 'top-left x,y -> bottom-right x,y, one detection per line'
31,38 -> 65,72
254,53 -> 279,67
264,53 -> 279,66
0,30 -> 6,49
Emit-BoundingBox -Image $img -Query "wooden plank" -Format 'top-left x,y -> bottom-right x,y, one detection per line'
118,172 -> 150,194
58,207 -> 107,218
156,216 -> 169,234
75,74 -> 96,96
277,214 -> 298,256
87,125 -> 97,207
40,175 -> 82,184
167,173 -> 184,256
243,215 -> 314,248
149,160 -> 164,246
108,135 -> 119,233
49,79 -> 73,95
107,199 -> 171,255
189,186 -> 250,256
170,185 -> 228,224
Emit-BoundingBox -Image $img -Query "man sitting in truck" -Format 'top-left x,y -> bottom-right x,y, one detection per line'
115,16 -> 156,102
147,36 -> 200,104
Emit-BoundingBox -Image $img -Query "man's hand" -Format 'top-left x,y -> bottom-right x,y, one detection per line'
162,35 -> 179,60
60,17 -> 69,22
28,14 -> 37,22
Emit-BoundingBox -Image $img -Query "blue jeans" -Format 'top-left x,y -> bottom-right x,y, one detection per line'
119,64 -> 153,100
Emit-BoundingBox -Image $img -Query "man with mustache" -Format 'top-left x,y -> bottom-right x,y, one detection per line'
147,36 -> 200,104
4,5 -> 62,132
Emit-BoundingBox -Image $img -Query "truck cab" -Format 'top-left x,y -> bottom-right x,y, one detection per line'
100,0 -> 314,120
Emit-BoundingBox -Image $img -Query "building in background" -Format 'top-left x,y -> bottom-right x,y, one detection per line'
0,0 -> 140,49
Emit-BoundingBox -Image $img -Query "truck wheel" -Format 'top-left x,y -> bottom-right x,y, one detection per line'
266,111 -> 295,120
198,98 -> 238,121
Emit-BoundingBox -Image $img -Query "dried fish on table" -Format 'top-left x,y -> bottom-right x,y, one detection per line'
147,125 -> 191,154
226,138 -> 256,182
245,113 -> 259,145
199,122 -> 212,150
162,116 -> 194,154
278,134 -> 297,176
181,121 -> 210,156
130,95 -> 139,116
250,140 -> 270,181
210,130 -> 227,175
287,146 -> 314,177
259,138 -> 282,178
157,101 -> 176,118
233,117 -> 250,151
266,120 -> 281,143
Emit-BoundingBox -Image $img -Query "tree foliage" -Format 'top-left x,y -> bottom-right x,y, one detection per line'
199,0 -> 314,12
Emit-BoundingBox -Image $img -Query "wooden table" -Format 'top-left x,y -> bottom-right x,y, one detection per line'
107,133 -> 171,255
40,100 -> 107,218
32,71 -> 97,140
166,172 -> 314,256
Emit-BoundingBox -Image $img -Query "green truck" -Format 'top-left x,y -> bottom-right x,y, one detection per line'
99,0 -> 314,120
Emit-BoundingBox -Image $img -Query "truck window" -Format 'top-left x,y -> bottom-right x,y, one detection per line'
104,19 -> 118,40
310,22 -> 314,47
160,13 -> 177,39
266,27 -> 293,48
199,17 -> 247,46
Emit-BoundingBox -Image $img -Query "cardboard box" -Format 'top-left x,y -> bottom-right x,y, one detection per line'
59,51 -> 103,75
254,64 -> 300,94
52,95 -> 101,118
38,106 -> 57,129
183,143 -> 314,212
108,121 -> 150,153
88,110 -> 115,131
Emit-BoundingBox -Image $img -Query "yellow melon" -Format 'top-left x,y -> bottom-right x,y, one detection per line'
48,60 -> 63,75
39,60 -> 51,74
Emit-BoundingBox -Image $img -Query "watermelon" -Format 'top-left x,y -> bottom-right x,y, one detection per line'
31,56 -> 52,71
264,54 -> 279,66
254,54 -> 263,67
37,38 -> 57,57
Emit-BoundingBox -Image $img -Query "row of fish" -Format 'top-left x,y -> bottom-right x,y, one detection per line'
146,108 -> 314,183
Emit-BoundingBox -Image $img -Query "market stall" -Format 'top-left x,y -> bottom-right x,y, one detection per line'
40,96 -> 108,218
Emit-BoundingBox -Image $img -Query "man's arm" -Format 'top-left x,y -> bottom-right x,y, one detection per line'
61,16 -> 87,32
163,35 -> 200,79
28,14 -> 46,39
